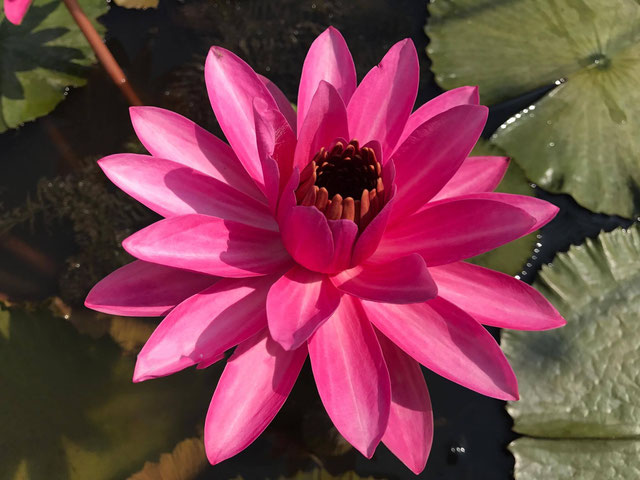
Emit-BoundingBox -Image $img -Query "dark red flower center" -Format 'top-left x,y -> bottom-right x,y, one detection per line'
295,140 -> 385,230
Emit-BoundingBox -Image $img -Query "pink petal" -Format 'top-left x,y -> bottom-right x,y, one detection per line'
129,106 -> 262,200
294,81 -> 349,171
347,39 -> 419,159
395,86 -> 479,151
123,214 -> 292,278
280,206 -> 334,273
361,297 -> 519,400
373,197 -> 537,266
98,154 -> 276,230
205,330 -> 307,465
308,295 -> 391,458
331,254 -> 437,304
4,0 -> 32,24
85,260 -> 216,317
259,74 -> 297,131
351,183 -> 397,266
205,47 -> 278,188
460,192 -> 559,234
133,276 -> 275,382
377,332 -> 433,475
430,262 -> 565,330
325,219 -> 358,273
252,99 -> 296,200
267,265 -> 341,350
276,166 -> 300,224
432,156 -> 509,201
297,27 -> 356,134
390,105 -> 488,219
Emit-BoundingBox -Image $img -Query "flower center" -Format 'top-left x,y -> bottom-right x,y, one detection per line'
295,140 -> 384,230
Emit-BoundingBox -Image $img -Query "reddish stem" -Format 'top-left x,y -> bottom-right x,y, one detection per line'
62,0 -> 143,106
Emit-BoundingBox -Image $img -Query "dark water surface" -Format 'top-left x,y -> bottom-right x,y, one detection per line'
0,1 -> 631,479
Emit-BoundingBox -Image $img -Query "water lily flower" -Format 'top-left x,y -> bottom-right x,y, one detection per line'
86,27 -> 565,474
3,0 -> 32,24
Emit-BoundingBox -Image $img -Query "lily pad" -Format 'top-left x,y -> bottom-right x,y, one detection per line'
0,0 -> 108,132
427,0 -> 640,217
502,225 -> 640,476
0,304 -> 218,480
467,140 -> 539,276
511,438 -> 640,480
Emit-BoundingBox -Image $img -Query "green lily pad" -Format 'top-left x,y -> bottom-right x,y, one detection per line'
467,140 -> 539,276
427,0 -> 640,217
0,0 -> 108,132
511,438 -> 640,480
0,304 -> 218,480
502,225 -> 640,477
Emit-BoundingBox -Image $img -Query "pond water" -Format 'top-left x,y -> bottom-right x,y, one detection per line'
0,1 -> 631,479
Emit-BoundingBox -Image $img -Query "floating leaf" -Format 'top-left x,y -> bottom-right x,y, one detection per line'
0,303 -> 218,480
128,437 -> 208,480
0,0 -> 108,132
467,140 -> 538,276
502,226 -> 640,477
113,0 -> 158,9
427,0 -> 640,217
511,438 -> 640,480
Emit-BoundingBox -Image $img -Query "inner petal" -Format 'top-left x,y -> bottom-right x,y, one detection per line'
295,140 -> 385,231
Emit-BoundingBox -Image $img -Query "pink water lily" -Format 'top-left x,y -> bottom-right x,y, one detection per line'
86,27 -> 565,474
3,0 -> 32,24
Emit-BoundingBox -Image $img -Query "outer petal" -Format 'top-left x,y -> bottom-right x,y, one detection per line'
205,47 -> 278,188
390,105 -> 488,219
331,254 -> 437,304
85,260 -> 216,317
205,330 -> 307,465
395,86 -> 479,150
267,265 -> 341,350
297,26 -> 356,134
294,81 -> 349,171
432,156 -> 509,201
455,192 -> 559,234
373,197 -> 537,266
429,262 -> 565,330
280,206 -> 334,273
98,154 -> 276,230
347,39 -> 419,159
129,106 -> 262,200
308,295 -> 391,458
259,74 -> 297,131
377,332 -> 433,475
123,214 -> 292,278
133,276 -> 274,382
4,0 -> 32,24
361,297 -> 519,400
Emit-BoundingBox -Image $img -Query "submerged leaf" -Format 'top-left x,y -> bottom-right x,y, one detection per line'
0,0 -> 108,131
0,303 -> 219,480
128,437 -> 208,480
427,0 -> 640,217
113,0 -> 158,9
279,470 -> 380,480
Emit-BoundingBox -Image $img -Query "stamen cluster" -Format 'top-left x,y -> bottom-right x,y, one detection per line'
295,140 -> 385,230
